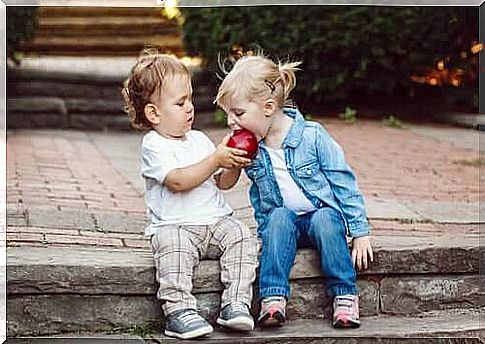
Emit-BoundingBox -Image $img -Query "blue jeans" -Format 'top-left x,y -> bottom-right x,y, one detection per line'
258,207 -> 357,300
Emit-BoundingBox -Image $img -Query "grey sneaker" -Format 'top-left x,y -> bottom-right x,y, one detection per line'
216,302 -> 254,331
164,308 -> 213,339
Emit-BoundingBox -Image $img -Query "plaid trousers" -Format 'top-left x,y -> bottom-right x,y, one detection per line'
150,216 -> 260,316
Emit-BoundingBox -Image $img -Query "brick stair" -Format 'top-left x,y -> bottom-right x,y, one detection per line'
18,7 -> 184,56
7,227 -> 481,339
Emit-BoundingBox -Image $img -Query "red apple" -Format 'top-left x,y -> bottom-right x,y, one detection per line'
226,129 -> 258,160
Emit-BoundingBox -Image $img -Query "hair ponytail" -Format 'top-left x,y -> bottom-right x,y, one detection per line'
278,61 -> 301,104
216,53 -> 302,110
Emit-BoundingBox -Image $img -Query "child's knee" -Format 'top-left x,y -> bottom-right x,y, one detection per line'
309,208 -> 345,237
269,207 -> 297,221
264,207 -> 298,236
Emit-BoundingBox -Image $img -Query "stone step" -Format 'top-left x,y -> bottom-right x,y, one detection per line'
39,6 -> 166,18
6,310 -> 483,342
20,7 -> 184,56
7,61 -> 217,130
37,16 -> 180,37
19,35 -> 184,56
6,232 -> 480,336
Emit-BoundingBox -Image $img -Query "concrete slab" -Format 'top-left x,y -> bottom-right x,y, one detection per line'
365,197 -> 423,221
403,200 -> 480,224
408,125 -> 481,151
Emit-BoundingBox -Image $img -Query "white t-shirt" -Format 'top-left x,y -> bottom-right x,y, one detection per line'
141,130 -> 233,236
267,147 -> 316,215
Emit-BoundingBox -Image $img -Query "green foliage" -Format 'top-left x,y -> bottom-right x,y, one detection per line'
7,7 -> 39,63
110,322 -> 161,338
382,115 -> 404,128
180,7 -> 477,105
339,107 -> 357,123
212,108 -> 227,127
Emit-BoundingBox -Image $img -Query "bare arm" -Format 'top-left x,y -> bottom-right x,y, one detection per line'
215,168 -> 243,190
164,135 -> 251,192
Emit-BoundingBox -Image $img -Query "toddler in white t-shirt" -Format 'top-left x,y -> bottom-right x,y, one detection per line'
122,49 -> 259,340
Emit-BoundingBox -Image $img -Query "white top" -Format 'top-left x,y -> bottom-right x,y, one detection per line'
141,130 -> 233,236
267,147 -> 316,215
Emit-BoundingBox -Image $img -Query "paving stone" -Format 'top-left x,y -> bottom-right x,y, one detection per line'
403,200 -> 480,223
366,197 -> 423,220
27,207 -> 95,230
90,210 -> 148,234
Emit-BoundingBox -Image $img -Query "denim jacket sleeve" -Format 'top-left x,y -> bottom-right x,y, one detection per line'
314,125 -> 370,237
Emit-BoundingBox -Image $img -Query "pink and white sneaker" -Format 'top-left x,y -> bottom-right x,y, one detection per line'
332,294 -> 360,328
258,296 -> 286,327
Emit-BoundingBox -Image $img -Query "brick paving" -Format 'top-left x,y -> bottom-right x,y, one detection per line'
6,119 -> 480,249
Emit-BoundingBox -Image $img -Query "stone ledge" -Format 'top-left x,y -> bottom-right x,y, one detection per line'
6,297 -> 483,339
7,234 -> 479,295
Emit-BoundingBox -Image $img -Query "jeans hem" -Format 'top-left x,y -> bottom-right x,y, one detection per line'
329,286 -> 358,298
259,287 -> 290,300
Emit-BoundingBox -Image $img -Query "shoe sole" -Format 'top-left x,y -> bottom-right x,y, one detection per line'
258,311 -> 285,327
164,325 -> 213,339
216,316 -> 255,331
332,319 -> 361,329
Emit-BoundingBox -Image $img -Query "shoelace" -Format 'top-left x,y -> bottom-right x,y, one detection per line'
178,310 -> 203,326
261,296 -> 285,306
334,297 -> 355,312
261,296 -> 286,314
231,302 -> 249,313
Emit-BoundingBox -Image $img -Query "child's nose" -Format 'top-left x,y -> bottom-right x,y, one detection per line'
186,102 -> 194,113
227,116 -> 238,129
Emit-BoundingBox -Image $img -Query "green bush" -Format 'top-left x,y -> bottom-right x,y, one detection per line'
180,7 -> 477,106
7,7 -> 39,63
382,115 -> 404,128
339,106 -> 357,124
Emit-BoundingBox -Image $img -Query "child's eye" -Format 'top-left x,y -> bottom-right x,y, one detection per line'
235,112 -> 244,117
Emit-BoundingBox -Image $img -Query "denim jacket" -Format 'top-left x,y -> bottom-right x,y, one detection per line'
244,107 -> 370,238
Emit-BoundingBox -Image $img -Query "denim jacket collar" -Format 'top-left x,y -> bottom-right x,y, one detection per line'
282,107 -> 306,148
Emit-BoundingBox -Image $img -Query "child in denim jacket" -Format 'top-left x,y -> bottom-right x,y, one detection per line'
215,54 -> 373,329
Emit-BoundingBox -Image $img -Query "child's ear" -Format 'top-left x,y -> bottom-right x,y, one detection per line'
263,99 -> 276,117
144,103 -> 160,125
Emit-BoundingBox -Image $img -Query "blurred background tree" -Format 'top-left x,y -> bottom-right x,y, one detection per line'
180,6 -> 479,111
7,7 -> 39,64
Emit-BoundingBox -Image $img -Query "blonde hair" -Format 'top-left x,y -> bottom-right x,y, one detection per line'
215,53 -> 301,110
122,48 -> 190,131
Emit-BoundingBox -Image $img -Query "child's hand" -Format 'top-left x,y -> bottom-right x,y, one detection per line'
214,134 -> 252,169
351,236 -> 373,271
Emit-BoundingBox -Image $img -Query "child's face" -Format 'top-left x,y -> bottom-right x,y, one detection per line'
149,74 -> 194,139
223,93 -> 273,141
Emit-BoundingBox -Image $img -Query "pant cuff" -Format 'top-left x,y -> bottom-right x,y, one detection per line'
329,285 -> 358,298
259,287 -> 290,300
163,301 -> 197,316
